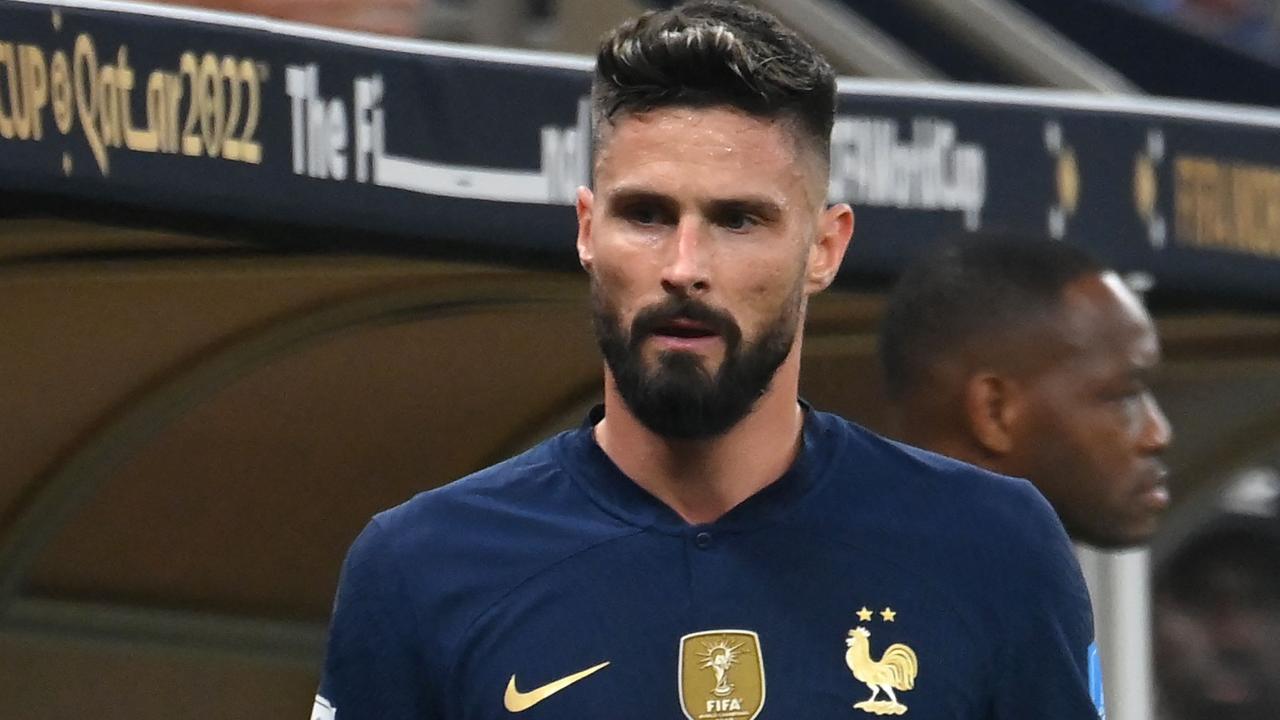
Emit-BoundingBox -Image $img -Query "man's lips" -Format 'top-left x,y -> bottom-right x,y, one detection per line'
1138,467 -> 1171,511
654,318 -> 718,339
647,317 -> 722,351
1141,484 -> 1171,511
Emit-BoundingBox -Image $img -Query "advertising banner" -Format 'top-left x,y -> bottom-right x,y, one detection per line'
2,0 -> 1278,302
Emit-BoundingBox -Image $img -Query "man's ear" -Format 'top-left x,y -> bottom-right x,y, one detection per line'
962,372 -> 1022,456
576,186 -> 595,271
805,202 -> 854,293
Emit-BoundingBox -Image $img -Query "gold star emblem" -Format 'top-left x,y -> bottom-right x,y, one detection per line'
880,607 -> 897,622
856,606 -> 874,622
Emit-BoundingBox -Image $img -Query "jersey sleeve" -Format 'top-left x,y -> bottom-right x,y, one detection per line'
313,518 -> 435,720
990,488 -> 1100,720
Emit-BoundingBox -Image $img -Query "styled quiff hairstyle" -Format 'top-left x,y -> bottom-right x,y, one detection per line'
591,1 -> 837,169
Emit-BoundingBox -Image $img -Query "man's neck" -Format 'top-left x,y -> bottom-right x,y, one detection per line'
594,361 -> 805,525
896,416 -> 1001,474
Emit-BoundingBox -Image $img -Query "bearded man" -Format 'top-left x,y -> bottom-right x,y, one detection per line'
314,3 -> 1099,719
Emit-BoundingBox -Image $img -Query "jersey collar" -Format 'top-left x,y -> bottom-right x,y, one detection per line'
556,401 -> 840,535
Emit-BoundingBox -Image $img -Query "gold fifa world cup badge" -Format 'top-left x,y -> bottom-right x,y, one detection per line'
679,630 -> 765,720
845,609 -> 918,716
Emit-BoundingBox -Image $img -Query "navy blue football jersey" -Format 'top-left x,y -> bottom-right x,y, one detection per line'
314,408 -> 1098,719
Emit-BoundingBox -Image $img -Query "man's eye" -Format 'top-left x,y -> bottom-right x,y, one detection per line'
1106,379 -> 1148,399
1108,387 -> 1150,421
1109,387 -> 1143,403
720,212 -> 758,231
624,206 -> 664,225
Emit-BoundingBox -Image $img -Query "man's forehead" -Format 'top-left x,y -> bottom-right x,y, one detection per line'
593,106 -> 827,201
965,274 -> 1158,382
1040,272 -> 1161,372
1060,273 -> 1156,340
597,106 -> 798,159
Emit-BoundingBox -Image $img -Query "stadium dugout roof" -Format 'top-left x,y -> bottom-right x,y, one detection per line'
2,1 -> 1280,718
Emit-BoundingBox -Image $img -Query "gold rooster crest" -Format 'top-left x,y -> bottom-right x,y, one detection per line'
845,626 -> 918,716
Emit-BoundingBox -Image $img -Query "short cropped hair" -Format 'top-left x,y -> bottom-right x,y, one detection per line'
879,234 -> 1106,400
1156,519 -> 1280,601
591,1 -> 836,163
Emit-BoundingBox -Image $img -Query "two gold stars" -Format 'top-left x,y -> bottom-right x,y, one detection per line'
856,606 -> 896,622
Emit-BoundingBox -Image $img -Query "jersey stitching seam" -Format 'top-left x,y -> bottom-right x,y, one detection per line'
552,431 -> 673,533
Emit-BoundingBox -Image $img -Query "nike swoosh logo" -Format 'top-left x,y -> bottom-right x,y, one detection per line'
504,661 -> 610,712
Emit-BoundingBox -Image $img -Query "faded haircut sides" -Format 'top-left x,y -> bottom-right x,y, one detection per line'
590,1 -> 836,173
879,233 -> 1107,401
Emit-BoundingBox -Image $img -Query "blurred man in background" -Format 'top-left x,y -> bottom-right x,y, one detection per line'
879,234 -> 1173,549
1155,471 -> 1280,720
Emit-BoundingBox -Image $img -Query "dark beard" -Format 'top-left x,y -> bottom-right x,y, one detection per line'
592,287 -> 800,440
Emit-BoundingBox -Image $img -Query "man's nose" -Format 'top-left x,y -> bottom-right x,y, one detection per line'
661,217 -> 711,297
1141,394 -> 1173,453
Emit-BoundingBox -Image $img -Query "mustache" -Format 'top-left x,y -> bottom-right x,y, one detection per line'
628,298 -> 741,348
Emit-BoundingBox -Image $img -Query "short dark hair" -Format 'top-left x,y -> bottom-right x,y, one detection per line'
591,1 -> 836,163
1156,519 -> 1280,601
879,234 -> 1106,400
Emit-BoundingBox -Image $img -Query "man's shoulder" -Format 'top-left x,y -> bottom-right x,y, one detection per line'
819,412 -> 1040,498
338,429 -> 643,655
356,429 -> 641,600
377,433 -> 567,529
373,428 -> 630,551
813,411 -> 1066,549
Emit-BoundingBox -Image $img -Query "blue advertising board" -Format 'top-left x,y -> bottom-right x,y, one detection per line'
1,0 -> 1279,303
